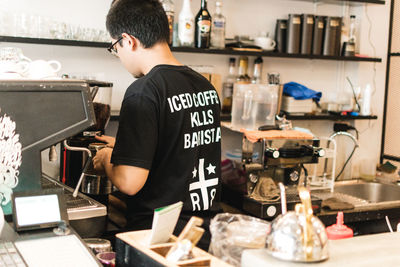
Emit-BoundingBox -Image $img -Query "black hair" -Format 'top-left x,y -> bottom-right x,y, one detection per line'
106,0 -> 169,48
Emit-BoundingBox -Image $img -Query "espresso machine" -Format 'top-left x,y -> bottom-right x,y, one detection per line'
239,133 -> 325,220
0,80 -> 108,237
60,80 -> 113,206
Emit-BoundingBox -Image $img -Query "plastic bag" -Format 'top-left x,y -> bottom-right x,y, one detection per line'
209,213 -> 270,266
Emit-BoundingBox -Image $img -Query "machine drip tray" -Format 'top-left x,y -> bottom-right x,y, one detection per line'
243,193 -> 322,220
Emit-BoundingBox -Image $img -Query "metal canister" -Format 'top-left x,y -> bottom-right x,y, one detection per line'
81,143 -> 112,195
84,238 -> 112,255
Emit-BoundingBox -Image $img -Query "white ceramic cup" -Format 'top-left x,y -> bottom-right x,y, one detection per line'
27,60 -> 61,79
0,61 -> 29,75
254,36 -> 276,50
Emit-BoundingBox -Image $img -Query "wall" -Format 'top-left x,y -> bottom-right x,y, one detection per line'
1,0 -> 391,178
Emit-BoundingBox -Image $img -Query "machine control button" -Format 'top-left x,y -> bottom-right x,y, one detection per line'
315,148 -> 325,157
249,173 -> 259,183
290,171 -> 299,182
266,206 -> 277,217
266,148 -> 280,159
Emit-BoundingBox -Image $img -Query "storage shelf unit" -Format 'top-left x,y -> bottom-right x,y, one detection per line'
171,47 -> 382,62
0,36 -> 107,48
284,113 -> 378,120
0,36 -> 382,63
220,113 -> 378,122
298,0 -> 385,4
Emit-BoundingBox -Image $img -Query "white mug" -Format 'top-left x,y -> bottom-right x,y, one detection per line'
254,36 -> 276,50
27,60 -> 61,79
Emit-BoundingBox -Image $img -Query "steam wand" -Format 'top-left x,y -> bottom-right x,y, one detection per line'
63,140 -> 92,198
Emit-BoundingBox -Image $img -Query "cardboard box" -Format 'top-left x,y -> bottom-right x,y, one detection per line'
201,73 -> 222,101
281,95 -> 314,113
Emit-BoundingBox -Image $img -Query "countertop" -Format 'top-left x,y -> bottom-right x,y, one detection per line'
241,231 -> 400,266
221,182 -> 400,235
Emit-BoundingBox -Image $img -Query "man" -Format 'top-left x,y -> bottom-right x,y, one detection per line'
93,0 -> 221,249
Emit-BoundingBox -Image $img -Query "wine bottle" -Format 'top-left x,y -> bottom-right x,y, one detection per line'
161,0 -> 174,46
178,0 -> 195,47
221,58 -> 236,114
236,56 -> 251,84
251,57 -> 263,84
195,0 -> 212,48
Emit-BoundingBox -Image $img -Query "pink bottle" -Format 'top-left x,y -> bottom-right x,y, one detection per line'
326,212 -> 354,240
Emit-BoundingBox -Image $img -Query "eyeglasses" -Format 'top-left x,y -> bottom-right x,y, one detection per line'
107,36 -> 123,55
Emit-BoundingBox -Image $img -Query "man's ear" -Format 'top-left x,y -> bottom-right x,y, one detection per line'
121,33 -> 139,51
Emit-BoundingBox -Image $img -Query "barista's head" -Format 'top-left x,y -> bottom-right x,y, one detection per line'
106,0 -> 170,77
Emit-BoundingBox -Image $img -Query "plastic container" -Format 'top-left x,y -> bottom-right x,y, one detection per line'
231,84 -> 279,130
253,84 -> 278,127
209,213 -> 270,266
360,84 -> 372,116
231,84 -> 256,130
326,212 -> 353,240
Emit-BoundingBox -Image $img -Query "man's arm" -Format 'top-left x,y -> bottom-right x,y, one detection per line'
95,135 -> 116,148
93,148 -> 149,196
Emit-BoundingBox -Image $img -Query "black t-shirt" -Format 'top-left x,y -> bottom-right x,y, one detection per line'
111,65 -> 221,228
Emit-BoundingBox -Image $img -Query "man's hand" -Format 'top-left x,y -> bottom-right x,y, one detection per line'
95,135 -> 116,148
93,147 -> 113,172
92,146 -> 149,196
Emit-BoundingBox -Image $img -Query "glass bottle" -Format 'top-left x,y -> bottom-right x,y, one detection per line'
161,0 -> 174,46
221,57 -> 236,114
236,56 -> 251,84
195,0 -> 212,48
349,15 -> 356,44
178,0 -> 195,47
210,1 -> 225,49
251,57 -> 263,84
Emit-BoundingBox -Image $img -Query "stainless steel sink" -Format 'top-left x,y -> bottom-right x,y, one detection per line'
334,181 -> 400,203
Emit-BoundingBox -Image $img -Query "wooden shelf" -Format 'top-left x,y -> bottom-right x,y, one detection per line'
221,113 -> 378,122
0,36 -> 109,48
284,113 -> 378,120
0,36 -> 381,63
171,47 -> 382,62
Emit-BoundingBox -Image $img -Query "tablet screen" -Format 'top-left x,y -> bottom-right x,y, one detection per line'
15,194 -> 61,227
12,189 -> 68,231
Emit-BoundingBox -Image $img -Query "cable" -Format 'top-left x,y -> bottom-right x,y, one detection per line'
346,125 -> 359,140
301,164 -> 308,186
329,131 -> 359,181
346,77 -> 361,112
335,144 -> 357,181
364,5 -> 377,97
354,128 -> 359,140
385,216 -> 394,233
333,123 -> 359,140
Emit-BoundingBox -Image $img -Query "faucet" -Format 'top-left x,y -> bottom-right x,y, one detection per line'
323,131 -> 359,190
329,131 -> 359,146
